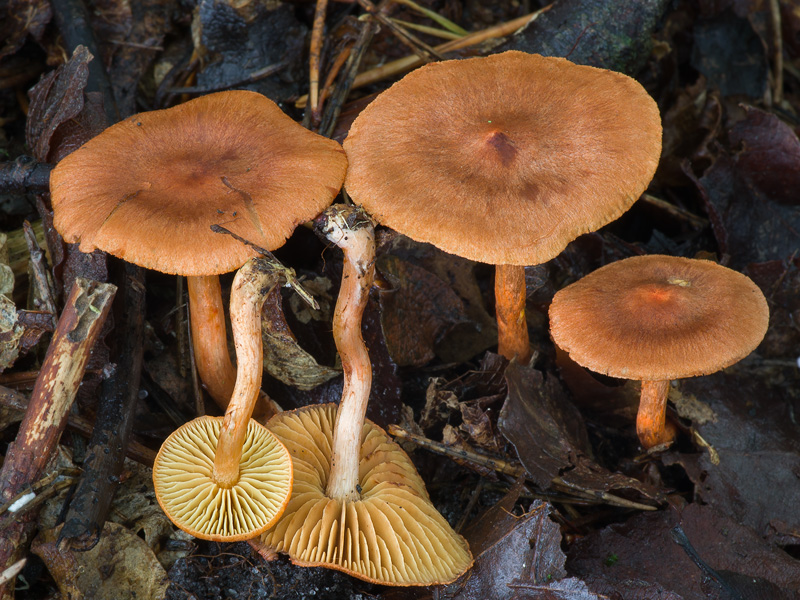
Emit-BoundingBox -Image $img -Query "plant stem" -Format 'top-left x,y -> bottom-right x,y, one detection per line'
316,206 -> 375,501
495,263 -> 531,362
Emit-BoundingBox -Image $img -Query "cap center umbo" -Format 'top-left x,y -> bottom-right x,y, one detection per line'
483,130 -> 517,166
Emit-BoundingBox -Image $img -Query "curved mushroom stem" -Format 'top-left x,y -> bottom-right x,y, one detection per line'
187,275 -> 238,409
212,259 -> 281,488
495,264 -> 532,363
316,205 -> 375,502
637,379 -> 676,450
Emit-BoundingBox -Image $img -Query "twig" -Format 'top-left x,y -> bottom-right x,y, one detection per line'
640,193 -> 708,229
168,58 -> 292,95
296,10 -> 544,108
316,44 -> 354,125
356,0 -> 446,62
23,221 -> 58,328
388,425 -> 657,511
390,18 -> 462,41
210,224 -> 319,311
769,0 -> 783,106
0,157 -> 51,194
0,278 -> 115,596
309,0 -> 331,116
0,383 -> 156,465
59,263 -> 146,552
319,17 -> 379,137
0,560 -> 25,588
49,0 -> 119,123
392,0 -> 468,36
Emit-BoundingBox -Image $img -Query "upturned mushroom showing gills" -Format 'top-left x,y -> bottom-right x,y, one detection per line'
549,254 -> 769,450
259,205 -> 473,585
343,51 -> 662,363
152,257 -> 293,541
50,90 -> 347,411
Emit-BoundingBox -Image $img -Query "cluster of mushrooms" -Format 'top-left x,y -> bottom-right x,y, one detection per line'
48,51 -> 769,587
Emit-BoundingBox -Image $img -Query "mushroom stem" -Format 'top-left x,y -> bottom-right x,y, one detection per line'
187,275 -> 237,409
637,379 -> 675,449
316,205 -> 375,502
495,264 -> 531,363
212,260 -> 279,488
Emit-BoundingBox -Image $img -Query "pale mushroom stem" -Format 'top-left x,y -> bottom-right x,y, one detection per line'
187,275 -> 238,409
317,205 -> 375,502
637,379 -> 676,449
212,260 -> 279,488
495,264 -> 532,363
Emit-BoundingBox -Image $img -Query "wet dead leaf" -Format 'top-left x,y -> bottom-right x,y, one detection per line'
690,10 -> 767,97
453,499 -> 602,600
567,503 -> 800,599
90,0 -> 175,117
32,521 -> 169,600
745,259 -> 800,358
498,361 -> 591,488
694,111 -> 800,268
377,254 -> 470,367
730,107 -> 800,206
25,45 -> 106,163
664,370 -> 800,536
195,2 -> 306,102
378,235 -> 498,363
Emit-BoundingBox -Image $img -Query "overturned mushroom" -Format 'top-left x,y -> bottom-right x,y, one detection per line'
153,257 -> 295,541
259,205 -> 472,585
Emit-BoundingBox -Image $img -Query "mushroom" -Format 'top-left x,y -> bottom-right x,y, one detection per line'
259,205 -> 472,585
50,90 -> 347,410
548,254 -> 769,449
152,257 -> 294,541
343,51 -> 662,363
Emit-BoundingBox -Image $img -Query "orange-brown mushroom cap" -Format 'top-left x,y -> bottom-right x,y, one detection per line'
260,404 -> 473,586
153,415 -> 293,542
549,255 -> 769,381
343,51 -> 662,266
50,90 -> 347,276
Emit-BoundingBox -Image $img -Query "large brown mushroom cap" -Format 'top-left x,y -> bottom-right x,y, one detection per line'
549,255 -> 769,381
50,90 -> 347,276
343,51 -> 662,266
153,415 -> 293,542
260,404 -> 473,586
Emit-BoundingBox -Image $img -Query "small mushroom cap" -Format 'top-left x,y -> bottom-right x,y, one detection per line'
343,51 -> 662,266
260,404 -> 473,586
153,415 -> 293,542
549,255 -> 769,381
51,90 -> 347,276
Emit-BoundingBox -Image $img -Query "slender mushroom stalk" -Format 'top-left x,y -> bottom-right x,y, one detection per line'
495,263 -> 531,362
213,259 -> 281,488
636,380 -> 674,449
314,205 -> 375,501
187,275 -> 237,408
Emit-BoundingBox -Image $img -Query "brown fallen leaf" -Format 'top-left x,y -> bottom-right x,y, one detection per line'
261,286 -> 340,390
377,254 -> 470,367
32,522 -> 169,600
